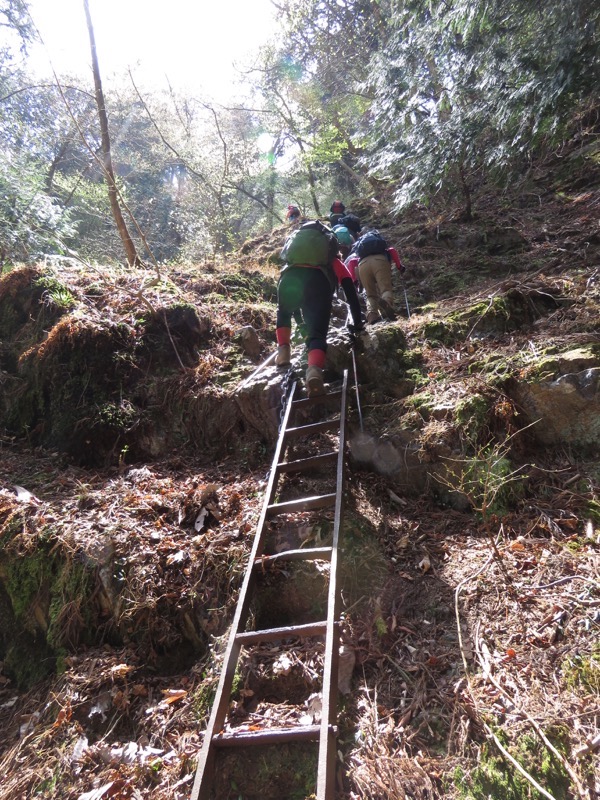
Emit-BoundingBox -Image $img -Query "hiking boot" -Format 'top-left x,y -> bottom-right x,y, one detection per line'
276,344 -> 291,367
379,297 -> 397,320
366,311 -> 380,325
306,365 -> 325,397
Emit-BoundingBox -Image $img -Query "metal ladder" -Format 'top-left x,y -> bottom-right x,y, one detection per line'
190,370 -> 350,800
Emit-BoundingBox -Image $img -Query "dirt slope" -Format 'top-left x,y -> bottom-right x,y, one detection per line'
0,130 -> 599,800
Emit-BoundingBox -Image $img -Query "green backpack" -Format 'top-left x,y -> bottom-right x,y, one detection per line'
280,221 -> 339,290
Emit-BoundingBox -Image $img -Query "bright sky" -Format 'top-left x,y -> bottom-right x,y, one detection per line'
25,0 -> 279,100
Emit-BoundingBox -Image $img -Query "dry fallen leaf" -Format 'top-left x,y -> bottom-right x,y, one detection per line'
13,485 -> 40,504
52,702 -> 72,729
77,779 -> 128,800
110,664 -> 135,679
418,554 -> 431,572
160,688 -> 187,704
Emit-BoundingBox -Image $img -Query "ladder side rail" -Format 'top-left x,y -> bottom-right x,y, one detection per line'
190,380 -> 299,800
317,370 -> 349,800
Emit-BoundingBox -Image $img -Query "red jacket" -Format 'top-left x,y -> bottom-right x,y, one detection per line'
331,257 -> 355,284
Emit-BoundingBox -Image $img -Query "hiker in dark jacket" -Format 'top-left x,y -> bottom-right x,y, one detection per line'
346,232 -> 405,323
338,213 -> 361,238
276,224 -> 364,397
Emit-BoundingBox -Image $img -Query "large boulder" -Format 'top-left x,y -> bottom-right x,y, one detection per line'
507,346 -> 600,447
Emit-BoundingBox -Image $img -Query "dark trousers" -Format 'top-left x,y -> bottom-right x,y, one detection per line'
277,267 -> 333,353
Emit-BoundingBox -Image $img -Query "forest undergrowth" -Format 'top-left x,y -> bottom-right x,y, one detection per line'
0,139 -> 599,800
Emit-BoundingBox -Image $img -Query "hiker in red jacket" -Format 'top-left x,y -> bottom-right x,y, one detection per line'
329,200 -> 346,227
276,221 -> 364,397
286,204 -> 301,223
345,230 -> 405,323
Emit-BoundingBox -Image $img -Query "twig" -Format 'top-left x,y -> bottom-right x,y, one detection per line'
455,554 -> 494,674
474,633 -> 590,799
531,576 -> 600,591
483,722 -> 558,800
456,556 -> 590,800
573,734 -> 600,759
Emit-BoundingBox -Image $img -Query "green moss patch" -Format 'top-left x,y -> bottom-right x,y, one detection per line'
213,742 -> 317,799
0,540 -> 96,688
453,732 -> 571,800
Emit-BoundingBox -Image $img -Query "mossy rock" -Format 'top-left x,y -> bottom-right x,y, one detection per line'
0,266 -> 74,357
506,345 -> 600,448
137,302 -> 211,370
7,315 -> 142,464
0,539 -> 98,688
334,324 -> 408,389
519,344 -> 600,382
212,270 -> 277,303
419,286 -> 562,346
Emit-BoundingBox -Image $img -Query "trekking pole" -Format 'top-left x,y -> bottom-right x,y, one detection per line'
345,305 -> 364,433
238,351 -> 277,390
351,343 -> 364,433
401,278 -> 411,318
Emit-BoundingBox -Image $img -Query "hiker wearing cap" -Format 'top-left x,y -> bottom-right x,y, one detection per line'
275,220 -> 364,397
286,204 -> 301,224
345,230 -> 405,324
328,200 -> 346,227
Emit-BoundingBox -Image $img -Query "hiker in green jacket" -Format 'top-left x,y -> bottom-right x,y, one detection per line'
276,220 -> 364,397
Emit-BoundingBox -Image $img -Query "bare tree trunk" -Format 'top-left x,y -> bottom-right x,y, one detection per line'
45,139 -> 70,193
83,0 -> 141,267
306,161 -> 321,217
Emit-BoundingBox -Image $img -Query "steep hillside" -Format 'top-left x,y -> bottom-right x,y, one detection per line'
0,132 -> 598,800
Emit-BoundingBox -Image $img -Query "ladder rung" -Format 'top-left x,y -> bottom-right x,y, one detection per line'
292,390 -> 343,409
235,620 -> 327,645
254,547 -> 332,567
213,724 -> 337,747
285,419 -> 340,438
267,494 -> 337,517
277,451 -> 338,474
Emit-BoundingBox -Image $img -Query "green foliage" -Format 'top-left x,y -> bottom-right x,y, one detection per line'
34,275 -> 76,311
365,0 -> 600,214
562,644 -> 600,694
0,153 -> 76,263
441,435 -> 526,519
1,0 -> 598,261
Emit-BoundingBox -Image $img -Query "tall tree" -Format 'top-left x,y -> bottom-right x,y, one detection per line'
83,0 -> 141,266
255,0 -> 378,209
